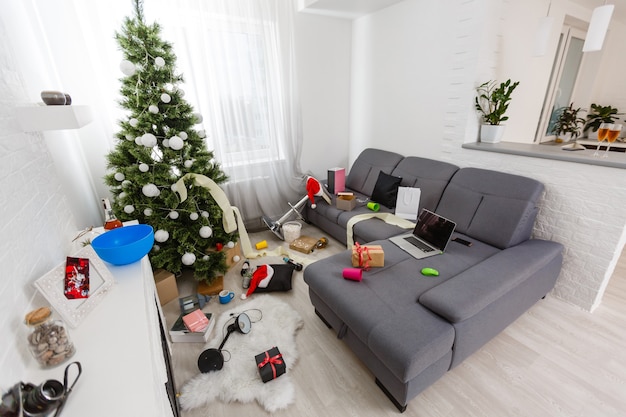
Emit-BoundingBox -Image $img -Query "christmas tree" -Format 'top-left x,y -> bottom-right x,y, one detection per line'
104,0 -> 237,283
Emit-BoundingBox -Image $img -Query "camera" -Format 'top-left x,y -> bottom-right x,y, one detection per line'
0,379 -> 64,417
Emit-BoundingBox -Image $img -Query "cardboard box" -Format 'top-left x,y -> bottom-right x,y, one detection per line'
197,275 -> 224,296
289,236 -> 319,254
153,269 -> 178,305
351,244 -> 384,268
336,194 -> 356,211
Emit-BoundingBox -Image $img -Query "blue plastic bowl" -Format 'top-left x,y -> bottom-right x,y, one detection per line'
91,224 -> 155,265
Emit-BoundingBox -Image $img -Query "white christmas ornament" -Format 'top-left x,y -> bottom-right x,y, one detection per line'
198,130 -> 207,138
154,56 -> 165,68
148,105 -> 159,114
144,208 -> 153,216
189,212 -> 199,221
153,244 -> 160,251
122,180 -> 131,188
182,252 -> 196,266
134,137 -> 143,145
169,211 -> 179,219
129,118 -> 139,127
179,131 -> 188,140
233,255 -> 241,263
120,60 -> 136,76
125,133 -> 134,141
139,163 -> 149,172
154,229 -> 169,242
124,205 -> 135,214
142,183 -> 160,197
114,172 -> 125,181
141,133 -> 157,147
169,136 -> 184,150
193,113 -> 203,124
160,93 -> 171,103
162,138 -> 170,147
184,160 -> 193,168
201,211 -> 209,218
226,241 -> 235,249
199,226 -> 213,238
118,192 -> 127,200
203,255 -> 210,261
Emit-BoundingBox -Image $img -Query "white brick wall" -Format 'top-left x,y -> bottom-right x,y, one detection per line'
0,24 -> 79,387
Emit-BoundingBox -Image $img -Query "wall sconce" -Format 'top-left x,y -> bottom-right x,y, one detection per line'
582,4 -> 614,52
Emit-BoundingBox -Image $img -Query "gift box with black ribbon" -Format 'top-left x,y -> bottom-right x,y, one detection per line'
255,346 -> 286,383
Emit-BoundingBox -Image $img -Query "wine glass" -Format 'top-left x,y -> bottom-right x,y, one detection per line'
594,123 -> 611,157
603,123 -> 622,158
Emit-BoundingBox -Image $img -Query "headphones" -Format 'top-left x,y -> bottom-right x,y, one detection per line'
197,313 -> 252,373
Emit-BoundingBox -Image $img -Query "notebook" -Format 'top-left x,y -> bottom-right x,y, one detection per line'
389,209 -> 456,259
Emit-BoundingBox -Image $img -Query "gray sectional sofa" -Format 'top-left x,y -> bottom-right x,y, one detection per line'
302,148 -> 563,412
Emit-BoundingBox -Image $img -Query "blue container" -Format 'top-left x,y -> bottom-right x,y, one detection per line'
91,224 -> 155,265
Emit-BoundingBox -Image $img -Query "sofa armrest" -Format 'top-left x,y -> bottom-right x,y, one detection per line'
418,239 -> 563,323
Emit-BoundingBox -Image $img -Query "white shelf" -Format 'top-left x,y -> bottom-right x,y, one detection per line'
16,105 -> 93,131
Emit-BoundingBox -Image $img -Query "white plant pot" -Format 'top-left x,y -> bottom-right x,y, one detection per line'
480,124 -> 505,143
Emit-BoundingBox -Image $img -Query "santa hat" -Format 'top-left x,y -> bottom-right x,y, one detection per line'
306,177 -> 321,209
242,264 -> 274,299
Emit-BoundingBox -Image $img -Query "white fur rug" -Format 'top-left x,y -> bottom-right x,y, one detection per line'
179,295 -> 304,412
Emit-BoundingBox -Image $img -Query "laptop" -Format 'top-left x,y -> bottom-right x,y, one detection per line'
389,209 -> 456,259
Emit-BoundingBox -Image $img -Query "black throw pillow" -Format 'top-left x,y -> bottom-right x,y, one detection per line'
254,264 -> 296,293
371,171 -> 402,209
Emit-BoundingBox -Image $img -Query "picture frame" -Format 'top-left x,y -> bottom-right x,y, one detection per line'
34,245 -> 115,328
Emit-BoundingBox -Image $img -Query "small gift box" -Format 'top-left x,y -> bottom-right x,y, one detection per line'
255,346 -> 286,383
182,309 -> 209,332
351,243 -> 384,269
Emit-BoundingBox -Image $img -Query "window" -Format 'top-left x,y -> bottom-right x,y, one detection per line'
535,25 -> 586,143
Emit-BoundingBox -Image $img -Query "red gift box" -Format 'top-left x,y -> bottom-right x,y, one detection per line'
255,346 -> 286,383
182,309 -> 209,332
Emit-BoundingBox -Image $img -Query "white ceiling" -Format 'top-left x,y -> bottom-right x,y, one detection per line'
300,0 -> 626,23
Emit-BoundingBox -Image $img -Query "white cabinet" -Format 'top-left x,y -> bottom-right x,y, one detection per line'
25,256 -> 178,417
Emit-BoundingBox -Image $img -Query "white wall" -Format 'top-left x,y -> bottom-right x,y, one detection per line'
348,0 -> 626,311
295,12 -> 353,178
0,21 -> 79,386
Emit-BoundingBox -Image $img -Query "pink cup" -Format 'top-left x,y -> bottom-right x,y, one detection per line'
343,268 -> 363,281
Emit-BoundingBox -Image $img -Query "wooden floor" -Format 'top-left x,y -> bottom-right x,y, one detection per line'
169,224 -> 626,417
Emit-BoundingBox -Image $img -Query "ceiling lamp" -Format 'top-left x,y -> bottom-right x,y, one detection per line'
582,4 -> 614,52
532,1 -> 554,57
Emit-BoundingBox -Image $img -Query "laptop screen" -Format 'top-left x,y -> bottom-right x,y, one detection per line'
413,209 -> 456,251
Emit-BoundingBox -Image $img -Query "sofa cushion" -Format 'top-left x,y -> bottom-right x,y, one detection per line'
371,171 -> 402,208
390,157 -> 459,213
345,148 -> 404,196
435,168 -> 544,249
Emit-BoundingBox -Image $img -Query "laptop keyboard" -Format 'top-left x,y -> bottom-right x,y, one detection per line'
404,236 -> 435,252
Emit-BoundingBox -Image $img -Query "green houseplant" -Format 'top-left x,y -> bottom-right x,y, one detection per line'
584,103 -> 622,137
552,103 -> 585,142
475,79 -> 520,143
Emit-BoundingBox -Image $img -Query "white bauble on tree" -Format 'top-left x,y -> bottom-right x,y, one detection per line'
124,205 -> 135,214
189,212 -> 199,221
144,208 -> 153,216
120,59 -> 136,76
118,192 -> 127,200
182,252 -> 196,266
129,118 -> 139,127
141,133 -> 157,147
139,163 -> 149,172
179,131 -> 188,140
153,244 -> 160,251
199,226 -> 213,238
184,159 -> 194,168
198,130 -> 206,138
154,229 -> 169,242
142,183 -> 160,197
162,138 -> 170,147
193,113 -> 203,124
154,56 -> 165,68
226,241 -> 235,249
160,93 -> 171,103
114,172 -> 125,181
148,105 -> 159,114
134,137 -> 143,145
125,133 -> 134,141
169,136 -> 184,150
201,211 -> 209,218
169,211 -> 179,219
233,255 -> 241,263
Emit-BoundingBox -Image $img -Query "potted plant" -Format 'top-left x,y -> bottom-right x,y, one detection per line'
584,103 -> 622,139
475,79 -> 520,143
551,103 -> 585,143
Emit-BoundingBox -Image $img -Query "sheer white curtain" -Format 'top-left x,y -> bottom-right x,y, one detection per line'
144,0 -> 305,228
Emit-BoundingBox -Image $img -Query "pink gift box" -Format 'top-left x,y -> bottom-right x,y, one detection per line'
183,309 -> 209,332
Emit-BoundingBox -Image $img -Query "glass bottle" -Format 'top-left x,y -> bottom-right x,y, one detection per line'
25,307 -> 76,368
102,198 -> 123,230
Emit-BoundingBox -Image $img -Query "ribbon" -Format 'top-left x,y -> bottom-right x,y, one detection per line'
354,242 -> 371,270
258,351 -> 283,380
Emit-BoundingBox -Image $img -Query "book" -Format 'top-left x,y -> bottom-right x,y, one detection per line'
327,167 -> 345,194
169,312 -> 215,343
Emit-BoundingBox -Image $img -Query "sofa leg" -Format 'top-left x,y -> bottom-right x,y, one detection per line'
375,378 -> 407,413
314,309 -> 332,329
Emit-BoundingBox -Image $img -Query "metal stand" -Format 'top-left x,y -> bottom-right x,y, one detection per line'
262,195 -> 309,240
